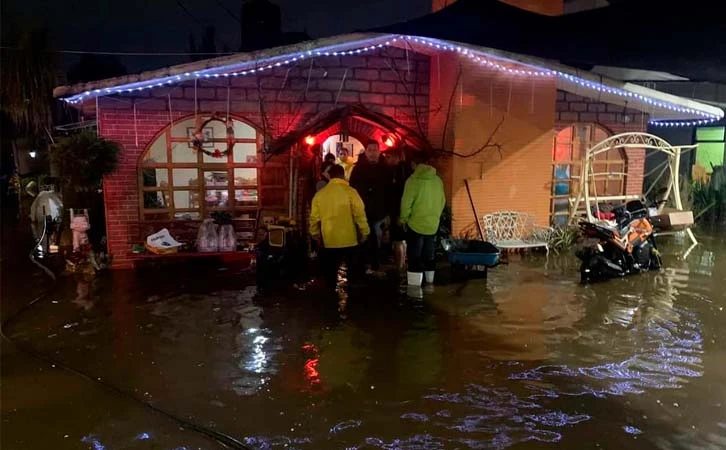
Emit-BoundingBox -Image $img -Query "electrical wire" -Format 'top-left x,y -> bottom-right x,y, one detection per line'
173,0 -> 234,51
1,233 -> 253,450
0,46 -> 236,57
174,0 -> 206,27
212,0 -> 241,24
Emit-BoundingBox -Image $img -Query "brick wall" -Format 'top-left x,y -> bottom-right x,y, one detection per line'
97,47 -> 430,268
429,53 -> 558,236
555,90 -> 648,197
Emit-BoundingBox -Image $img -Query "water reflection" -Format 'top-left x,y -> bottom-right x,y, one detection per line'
428,275 -> 586,361
5,235 -> 725,450
310,325 -> 372,392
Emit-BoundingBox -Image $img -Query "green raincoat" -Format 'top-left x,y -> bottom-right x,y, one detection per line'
399,164 -> 446,235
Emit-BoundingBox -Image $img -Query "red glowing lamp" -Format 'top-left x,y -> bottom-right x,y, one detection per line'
304,135 -> 316,146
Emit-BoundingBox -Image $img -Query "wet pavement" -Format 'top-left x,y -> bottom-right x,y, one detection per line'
2,229 -> 726,450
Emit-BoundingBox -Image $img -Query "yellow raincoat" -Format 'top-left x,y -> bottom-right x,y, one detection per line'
310,178 -> 370,248
339,156 -> 355,180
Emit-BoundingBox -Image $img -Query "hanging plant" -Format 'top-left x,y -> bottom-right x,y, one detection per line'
190,114 -> 236,158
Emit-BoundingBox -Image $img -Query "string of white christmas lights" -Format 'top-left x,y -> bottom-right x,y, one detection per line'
649,118 -> 721,127
405,36 -> 554,77
62,37 -> 399,105
404,36 -> 723,127
60,34 -> 723,128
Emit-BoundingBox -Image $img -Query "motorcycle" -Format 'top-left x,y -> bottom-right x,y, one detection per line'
576,199 -> 662,283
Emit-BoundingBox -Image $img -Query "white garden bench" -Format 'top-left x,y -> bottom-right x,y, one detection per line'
482,211 -> 553,253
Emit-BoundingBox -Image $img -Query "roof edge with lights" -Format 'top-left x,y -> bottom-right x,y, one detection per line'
54,33 -> 724,128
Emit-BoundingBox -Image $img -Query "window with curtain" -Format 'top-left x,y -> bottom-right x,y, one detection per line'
138,116 -> 260,221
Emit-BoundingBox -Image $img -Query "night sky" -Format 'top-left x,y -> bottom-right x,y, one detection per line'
5,0 -> 430,73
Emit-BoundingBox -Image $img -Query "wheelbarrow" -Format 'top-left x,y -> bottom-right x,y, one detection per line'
441,239 -> 502,279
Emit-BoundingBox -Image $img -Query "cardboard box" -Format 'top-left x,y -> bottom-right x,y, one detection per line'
651,210 -> 694,231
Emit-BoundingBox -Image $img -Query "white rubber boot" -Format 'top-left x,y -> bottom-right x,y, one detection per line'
424,271 -> 435,284
407,271 -> 423,286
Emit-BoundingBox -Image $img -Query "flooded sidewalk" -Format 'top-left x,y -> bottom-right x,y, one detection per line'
2,233 -> 726,449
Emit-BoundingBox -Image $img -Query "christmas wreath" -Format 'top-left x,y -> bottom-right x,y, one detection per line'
191,114 -> 236,158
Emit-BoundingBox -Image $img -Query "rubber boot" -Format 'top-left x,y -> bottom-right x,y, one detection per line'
424,271 -> 435,284
407,271 -> 423,286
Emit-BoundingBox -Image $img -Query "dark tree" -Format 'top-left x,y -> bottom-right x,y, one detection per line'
0,26 -> 56,141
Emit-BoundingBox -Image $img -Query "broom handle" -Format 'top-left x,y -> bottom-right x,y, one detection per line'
465,179 -> 485,241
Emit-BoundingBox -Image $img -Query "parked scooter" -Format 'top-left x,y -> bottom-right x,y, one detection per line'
576,199 -> 662,283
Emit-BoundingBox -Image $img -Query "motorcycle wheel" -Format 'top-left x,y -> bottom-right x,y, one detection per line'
580,254 -> 622,283
634,242 -> 652,269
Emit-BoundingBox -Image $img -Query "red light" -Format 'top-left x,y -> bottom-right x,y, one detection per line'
302,343 -> 317,352
304,135 -> 316,146
304,358 -> 320,385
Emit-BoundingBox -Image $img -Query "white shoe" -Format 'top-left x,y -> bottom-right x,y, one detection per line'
407,271 -> 423,286
424,271 -> 435,284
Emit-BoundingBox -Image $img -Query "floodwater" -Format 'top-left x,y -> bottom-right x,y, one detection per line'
2,231 -> 726,450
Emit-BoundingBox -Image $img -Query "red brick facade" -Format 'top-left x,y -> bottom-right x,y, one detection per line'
98,48 -> 430,268
555,90 -> 648,197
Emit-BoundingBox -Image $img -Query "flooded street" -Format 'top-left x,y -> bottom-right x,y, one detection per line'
2,233 -> 726,449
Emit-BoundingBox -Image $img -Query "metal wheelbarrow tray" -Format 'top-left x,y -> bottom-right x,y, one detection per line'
441,239 -> 502,276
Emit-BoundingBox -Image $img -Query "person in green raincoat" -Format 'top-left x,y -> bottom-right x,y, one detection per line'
399,152 -> 446,287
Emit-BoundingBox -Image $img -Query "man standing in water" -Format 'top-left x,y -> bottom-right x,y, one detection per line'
349,140 -> 391,273
387,147 -> 413,271
310,164 -> 370,287
399,152 -> 446,288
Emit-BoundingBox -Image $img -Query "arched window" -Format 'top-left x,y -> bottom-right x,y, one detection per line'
139,115 -> 261,221
551,124 -> 627,225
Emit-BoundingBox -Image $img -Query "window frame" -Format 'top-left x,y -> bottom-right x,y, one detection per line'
138,115 -> 262,222
550,123 -> 626,225
693,125 -> 725,175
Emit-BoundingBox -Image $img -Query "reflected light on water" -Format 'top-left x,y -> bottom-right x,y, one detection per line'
244,333 -> 269,374
81,435 -> 106,450
7,235 -> 723,450
233,327 -> 279,395
304,358 -> 320,385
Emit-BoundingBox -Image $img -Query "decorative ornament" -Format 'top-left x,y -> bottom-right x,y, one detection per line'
190,113 -> 236,158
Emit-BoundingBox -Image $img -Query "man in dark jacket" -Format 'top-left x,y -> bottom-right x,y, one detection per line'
349,140 -> 391,272
386,147 -> 413,271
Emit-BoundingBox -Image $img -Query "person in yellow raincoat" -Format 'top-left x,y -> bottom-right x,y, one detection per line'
338,148 -> 355,180
310,164 -> 370,287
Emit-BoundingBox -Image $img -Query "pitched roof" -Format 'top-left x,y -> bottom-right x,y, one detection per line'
52,33 -> 722,124
266,103 -> 432,155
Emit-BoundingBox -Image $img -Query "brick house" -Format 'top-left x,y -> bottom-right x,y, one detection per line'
54,11 -> 722,269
